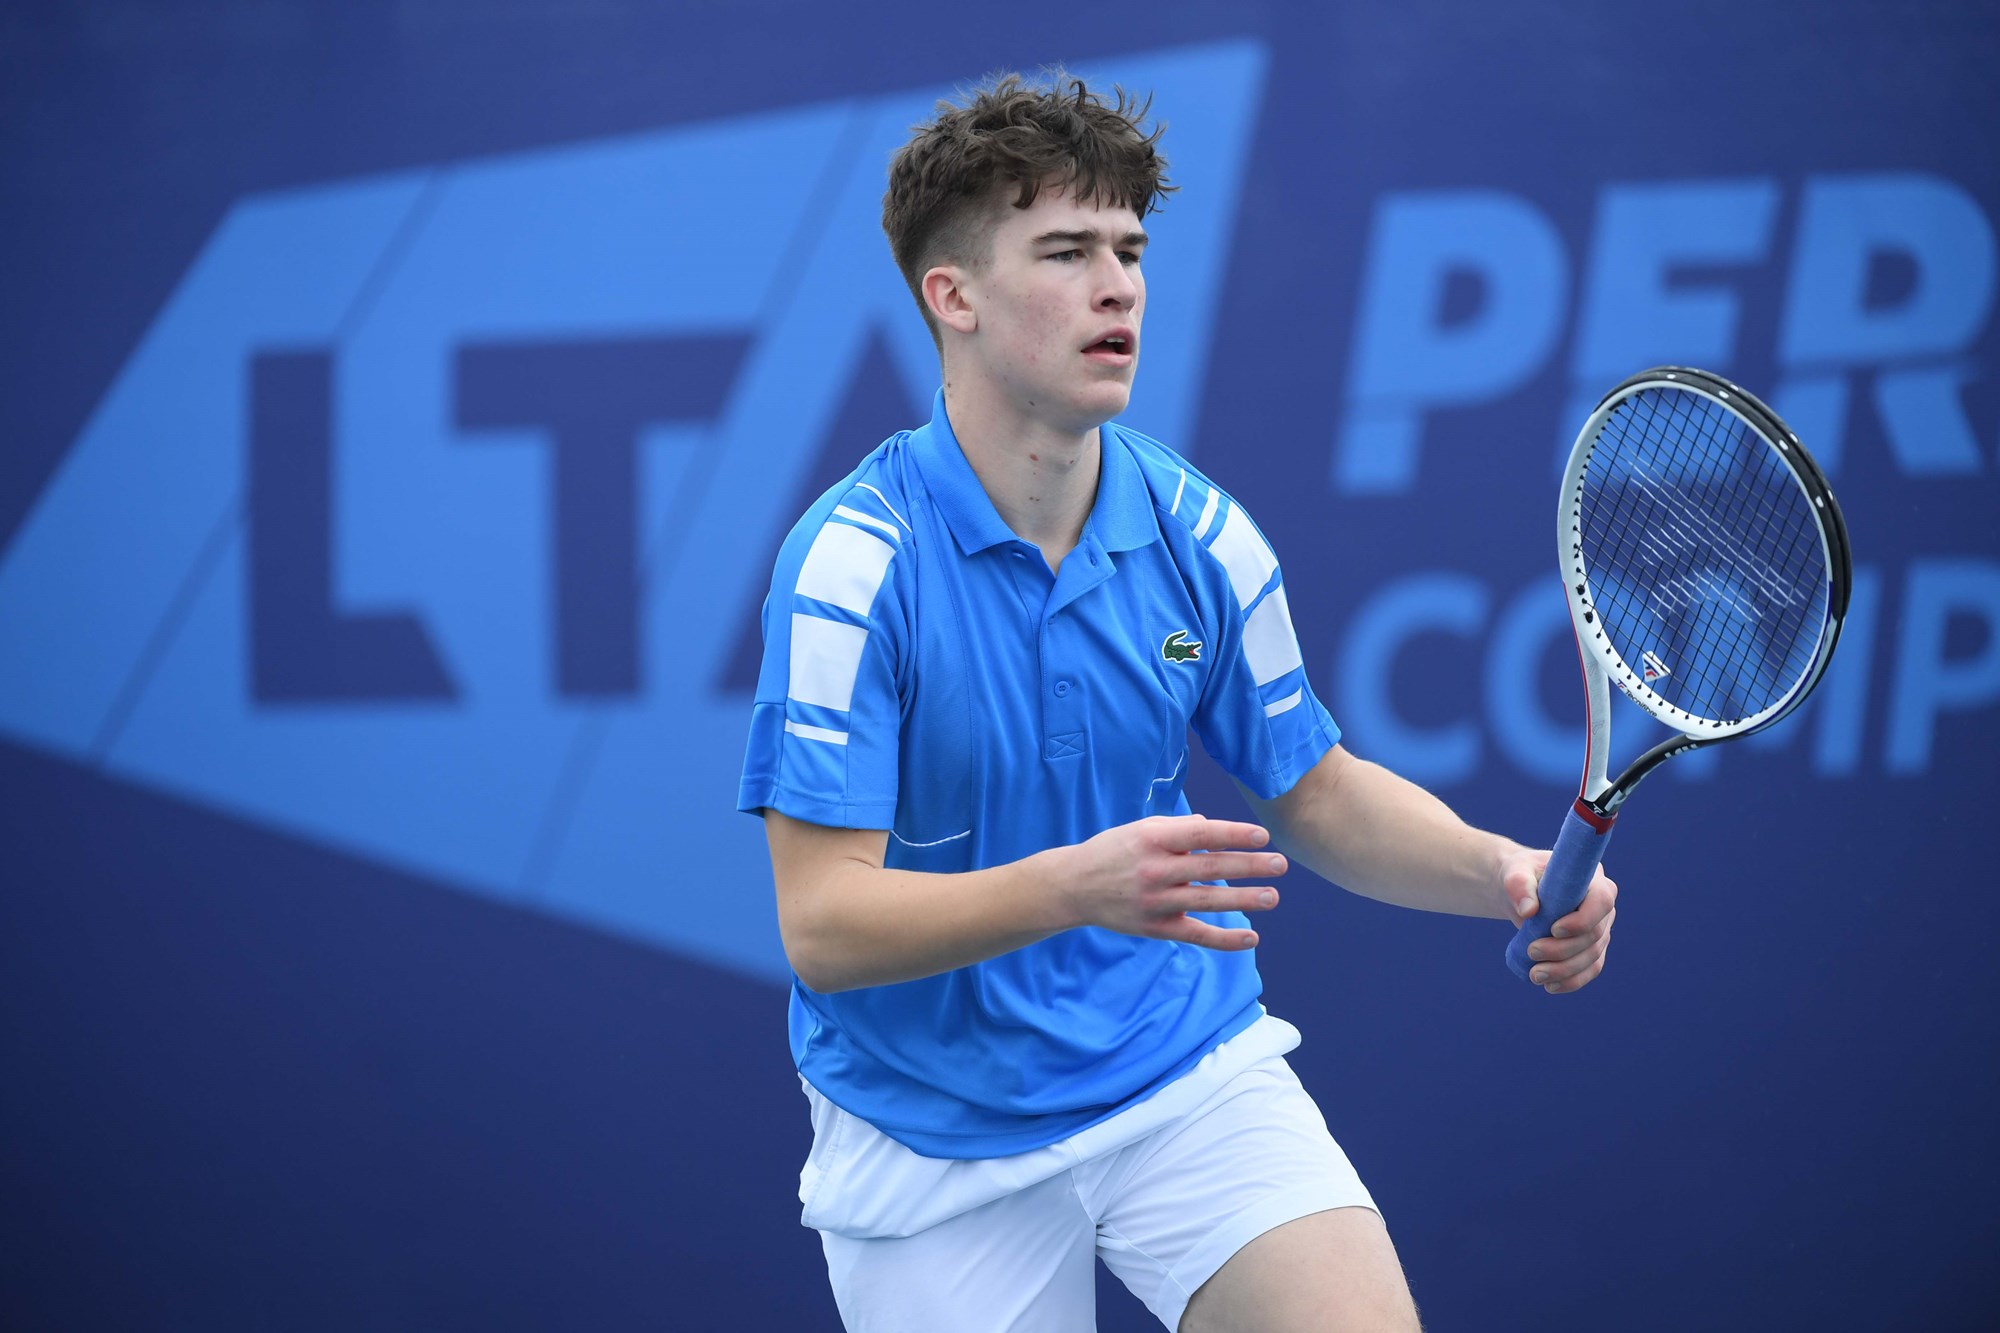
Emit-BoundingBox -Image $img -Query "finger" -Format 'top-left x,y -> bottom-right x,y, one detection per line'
1550,890 -> 1616,940
1565,872 -> 1618,919
1531,951 -> 1606,993
1159,816 -> 1270,853
1162,851 -> 1287,886
1529,924 -> 1612,990
1529,943 -> 1605,985
1159,885 -> 1279,915
1528,908 -> 1614,963
1155,915 -> 1260,951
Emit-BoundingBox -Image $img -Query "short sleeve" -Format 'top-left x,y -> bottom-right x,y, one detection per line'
1187,496 -> 1340,800
737,492 -> 909,829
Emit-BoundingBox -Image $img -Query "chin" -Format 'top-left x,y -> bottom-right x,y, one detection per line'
1074,380 -> 1133,424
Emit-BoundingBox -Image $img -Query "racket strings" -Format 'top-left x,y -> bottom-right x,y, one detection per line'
1580,388 -> 1829,725
1601,400 -> 1812,713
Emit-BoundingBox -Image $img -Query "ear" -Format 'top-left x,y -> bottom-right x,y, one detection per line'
921,265 -> 978,337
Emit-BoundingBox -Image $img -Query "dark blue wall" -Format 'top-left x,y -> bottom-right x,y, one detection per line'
3,3 -> 1995,1328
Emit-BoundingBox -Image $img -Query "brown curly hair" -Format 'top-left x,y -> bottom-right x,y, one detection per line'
882,71 -> 1176,347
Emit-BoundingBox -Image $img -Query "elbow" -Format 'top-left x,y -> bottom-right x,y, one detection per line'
778,909 -> 863,994
790,957 -> 870,996
779,917 -> 835,993
784,944 -> 848,994
772,852 -> 882,994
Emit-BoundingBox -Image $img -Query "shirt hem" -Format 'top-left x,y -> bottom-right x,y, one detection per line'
737,779 -> 897,829
832,997 -> 1268,1160
1241,718 -> 1340,801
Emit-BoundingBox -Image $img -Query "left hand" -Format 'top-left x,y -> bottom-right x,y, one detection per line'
1502,849 -> 1617,994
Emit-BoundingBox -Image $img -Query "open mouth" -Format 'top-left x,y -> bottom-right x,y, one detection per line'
1082,334 -> 1133,358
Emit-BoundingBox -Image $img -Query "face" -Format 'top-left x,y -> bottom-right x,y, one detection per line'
931,184 -> 1147,434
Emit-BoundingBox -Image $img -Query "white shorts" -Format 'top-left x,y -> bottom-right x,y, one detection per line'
800,1015 -> 1377,1332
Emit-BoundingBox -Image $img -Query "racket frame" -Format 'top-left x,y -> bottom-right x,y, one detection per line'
1559,366 -> 1852,819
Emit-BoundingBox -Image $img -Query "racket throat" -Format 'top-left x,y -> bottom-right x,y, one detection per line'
1573,793 -> 1619,832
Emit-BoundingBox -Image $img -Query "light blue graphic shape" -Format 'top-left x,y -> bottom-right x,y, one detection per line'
0,41 -> 1267,984
0,175 -> 431,752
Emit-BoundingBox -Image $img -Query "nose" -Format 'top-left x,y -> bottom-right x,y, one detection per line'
1095,253 -> 1137,310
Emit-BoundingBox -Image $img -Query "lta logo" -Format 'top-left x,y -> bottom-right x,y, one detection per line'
0,43 -> 1268,983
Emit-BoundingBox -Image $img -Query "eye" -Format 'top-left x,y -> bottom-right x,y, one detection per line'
1119,251 -> 1142,265
1047,249 -> 1082,263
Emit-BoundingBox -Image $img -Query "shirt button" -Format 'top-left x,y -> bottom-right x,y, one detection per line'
1054,680 -> 1071,697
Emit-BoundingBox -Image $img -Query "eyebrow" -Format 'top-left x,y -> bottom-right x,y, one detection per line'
1030,227 -> 1150,250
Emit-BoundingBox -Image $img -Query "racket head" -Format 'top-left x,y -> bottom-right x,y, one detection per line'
1560,367 -> 1852,764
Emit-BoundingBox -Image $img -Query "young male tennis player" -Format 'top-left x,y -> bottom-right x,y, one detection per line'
738,72 -> 1616,1331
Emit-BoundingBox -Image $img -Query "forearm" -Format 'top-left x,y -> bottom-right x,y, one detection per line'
780,846 -> 1079,993
1248,749 -> 1522,920
770,810 -> 1280,992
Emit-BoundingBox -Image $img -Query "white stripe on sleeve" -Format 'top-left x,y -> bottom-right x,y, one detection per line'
1209,504 -> 1279,609
788,613 -> 869,712
796,521 -> 897,614
852,482 -> 913,534
1264,688 -> 1303,718
832,505 -> 903,544
1241,586 -> 1305,686
1192,485 -> 1221,540
784,720 -> 849,745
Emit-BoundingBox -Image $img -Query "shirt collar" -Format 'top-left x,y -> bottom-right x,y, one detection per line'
910,389 -> 1159,557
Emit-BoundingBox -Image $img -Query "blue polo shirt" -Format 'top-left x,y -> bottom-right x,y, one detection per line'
738,390 -> 1339,1159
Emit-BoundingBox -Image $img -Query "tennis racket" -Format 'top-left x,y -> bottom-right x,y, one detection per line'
1507,366 -> 1853,982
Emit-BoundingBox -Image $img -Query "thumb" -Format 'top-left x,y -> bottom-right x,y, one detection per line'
1508,865 -> 1541,921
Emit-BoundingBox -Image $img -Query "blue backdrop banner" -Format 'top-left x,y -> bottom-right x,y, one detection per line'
2,4 -> 1994,1329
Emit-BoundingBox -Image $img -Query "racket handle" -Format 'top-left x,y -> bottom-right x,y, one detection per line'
1506,800 -> 1616,982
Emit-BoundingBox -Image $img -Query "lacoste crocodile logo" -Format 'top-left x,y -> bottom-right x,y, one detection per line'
1162,630 -> 1203,663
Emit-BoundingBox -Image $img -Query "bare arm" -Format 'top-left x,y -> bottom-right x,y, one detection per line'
1238,744 -> 1523,920
1238,743 -> 1618,992
764,809 -> 1289,993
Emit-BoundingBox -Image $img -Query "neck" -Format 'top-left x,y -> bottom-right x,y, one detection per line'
942,371 -> 1100,567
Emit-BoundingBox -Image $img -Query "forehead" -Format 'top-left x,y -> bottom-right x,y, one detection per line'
989,184 -> 1143,245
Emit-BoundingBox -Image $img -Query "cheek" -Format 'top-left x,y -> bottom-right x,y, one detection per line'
1027,292 -> 1068,333
1010,296 -> 1068,369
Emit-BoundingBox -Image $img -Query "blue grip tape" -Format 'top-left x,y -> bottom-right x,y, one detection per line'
1506,801 -> 1615,983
